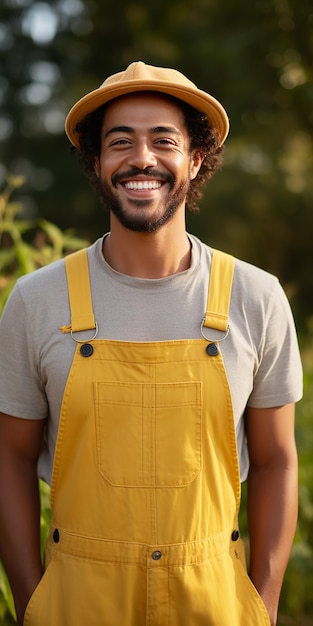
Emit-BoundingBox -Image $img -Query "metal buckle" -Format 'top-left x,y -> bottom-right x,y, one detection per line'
200,318 -> 230,343
70,321 -> 98,343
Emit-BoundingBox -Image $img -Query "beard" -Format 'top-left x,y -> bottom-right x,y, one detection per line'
96,167 -> 190,233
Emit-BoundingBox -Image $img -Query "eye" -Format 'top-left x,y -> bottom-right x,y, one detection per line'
155,138 -> 176,147
110,138 -> 131,146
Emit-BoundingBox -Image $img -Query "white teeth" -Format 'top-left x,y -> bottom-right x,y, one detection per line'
124,181 -> 162,190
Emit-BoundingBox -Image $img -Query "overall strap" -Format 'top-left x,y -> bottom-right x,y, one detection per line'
203,249 -> 235,332
63,247 -> 234,335
64,249 -> 96,333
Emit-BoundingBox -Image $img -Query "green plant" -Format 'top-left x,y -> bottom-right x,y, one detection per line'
0,175 -> 88,623
0,175 -> 89,313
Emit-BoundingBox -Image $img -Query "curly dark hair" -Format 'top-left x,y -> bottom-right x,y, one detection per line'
73,93 -> 224,213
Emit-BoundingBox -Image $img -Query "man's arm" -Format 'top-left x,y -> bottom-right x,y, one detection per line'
245,403 -> 298,626
0,412 -> 47,626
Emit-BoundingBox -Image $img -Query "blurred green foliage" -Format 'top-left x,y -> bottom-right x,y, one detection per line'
0,481 -> 51,624
0,0 -> 312,330
0,179 -> 87,623
239,340 -> 313,625
0,176 -> 88,314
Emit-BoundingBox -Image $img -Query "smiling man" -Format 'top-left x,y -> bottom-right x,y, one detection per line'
0,62 -> 302,626
97,93 -> 197,233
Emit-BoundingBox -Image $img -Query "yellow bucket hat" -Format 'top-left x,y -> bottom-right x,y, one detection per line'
65,61 -> 229,148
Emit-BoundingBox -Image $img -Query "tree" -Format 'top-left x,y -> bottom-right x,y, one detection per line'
1,0 -> 312,329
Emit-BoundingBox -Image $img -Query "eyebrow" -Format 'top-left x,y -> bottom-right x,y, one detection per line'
103,125 -> 183,139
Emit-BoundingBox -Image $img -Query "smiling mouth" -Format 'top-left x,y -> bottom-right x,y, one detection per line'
123,180 -> 162,191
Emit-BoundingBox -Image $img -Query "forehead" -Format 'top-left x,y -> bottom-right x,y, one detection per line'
102,92 -> 187,131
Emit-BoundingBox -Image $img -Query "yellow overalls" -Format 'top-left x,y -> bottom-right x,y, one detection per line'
24,248 -> 270,626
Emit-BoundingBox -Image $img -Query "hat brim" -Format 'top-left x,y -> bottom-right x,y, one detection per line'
65,80 -> 229,148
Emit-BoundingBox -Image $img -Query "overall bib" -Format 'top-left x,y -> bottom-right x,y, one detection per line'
24,249 -> 270,626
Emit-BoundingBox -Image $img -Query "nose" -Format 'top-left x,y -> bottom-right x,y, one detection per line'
127,140 -> 157,170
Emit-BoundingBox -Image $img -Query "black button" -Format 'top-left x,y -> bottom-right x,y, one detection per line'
206,343 -> 219,357
53,529 -> 60,543
80,343 -> 94,357
151,550 -> 162,560
231,530 -> 240,542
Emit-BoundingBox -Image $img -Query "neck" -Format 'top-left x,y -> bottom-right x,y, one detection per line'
102,215 -> 191,279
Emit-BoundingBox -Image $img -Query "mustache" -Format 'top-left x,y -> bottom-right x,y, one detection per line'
111,168 -> 175,188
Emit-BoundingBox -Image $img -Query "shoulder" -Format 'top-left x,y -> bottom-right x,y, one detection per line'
233,255 -> 279,295
2,241 -> 101,334
192,234 -> 280,298
15,240 -> 100,304
17,256 -> 66,294
232,255 -> 283,319
192,236 -> 295,338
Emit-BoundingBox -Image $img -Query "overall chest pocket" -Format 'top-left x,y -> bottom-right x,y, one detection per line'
94,381 -> 202,488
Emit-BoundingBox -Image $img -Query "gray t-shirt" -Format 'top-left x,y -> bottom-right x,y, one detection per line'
0,234 -> 303,484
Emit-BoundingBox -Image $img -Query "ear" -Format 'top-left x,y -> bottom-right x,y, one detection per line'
189,150 -> 205,181
94,156 -> 100,177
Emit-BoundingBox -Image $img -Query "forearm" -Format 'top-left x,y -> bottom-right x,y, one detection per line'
247,462 -> 298,625
0,455 -> 43,624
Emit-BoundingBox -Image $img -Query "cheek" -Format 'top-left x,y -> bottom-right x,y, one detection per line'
97,152 -> 125,179
166,154 -> 190,177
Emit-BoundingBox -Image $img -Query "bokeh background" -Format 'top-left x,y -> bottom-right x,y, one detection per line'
0,0 -> 312,624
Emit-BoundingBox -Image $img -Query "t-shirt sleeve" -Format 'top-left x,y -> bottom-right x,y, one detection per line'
247,279 -> 303,408
0,283 -> 48,420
